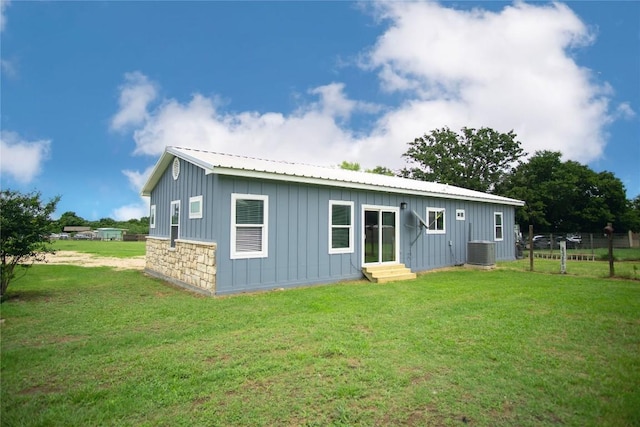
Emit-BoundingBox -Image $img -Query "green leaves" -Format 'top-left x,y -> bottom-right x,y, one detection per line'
496,151 -> 632,232
0,189 -> 60,297
402,127 -> 526,192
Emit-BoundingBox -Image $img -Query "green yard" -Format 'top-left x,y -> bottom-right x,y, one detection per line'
500,256 -> 640,280
1,259 -> 638,426
52,239 -> 146,258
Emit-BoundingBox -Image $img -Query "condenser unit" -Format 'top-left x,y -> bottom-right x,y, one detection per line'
467,241 -> 496,266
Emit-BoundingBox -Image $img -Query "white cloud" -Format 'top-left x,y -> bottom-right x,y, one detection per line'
615,102 -> 636,120
0,131 -> 51,184
111,201 -> 149,222
362,1 -> 609,163
115,1 -> 621,185
122,166 -> 154,193
109,167 -> 154,220
0,0 -> 9,33
1,2 -> 17,78
307,83 -> 381,120
110,71 -> 158,132
129,90 -> 363,165
1,58 -> 17,78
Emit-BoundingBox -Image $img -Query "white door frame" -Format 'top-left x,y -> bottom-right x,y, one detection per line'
361,204 -> 400,266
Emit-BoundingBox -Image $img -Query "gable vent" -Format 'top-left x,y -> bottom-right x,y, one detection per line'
172,158 -> 180,180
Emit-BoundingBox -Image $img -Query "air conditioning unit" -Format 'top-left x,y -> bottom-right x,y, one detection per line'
467,241 -> 496,266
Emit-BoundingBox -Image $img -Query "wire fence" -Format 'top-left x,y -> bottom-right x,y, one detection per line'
511,229 -> 640,279
522,231 -> 639,252
515,229 -> 640,267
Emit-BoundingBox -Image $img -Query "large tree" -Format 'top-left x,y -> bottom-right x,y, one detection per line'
495,151 -> 630,232
55,210 -> 88,231
621,196 -> 640,232
1,190 -> 60,299
401,127 -> 526,192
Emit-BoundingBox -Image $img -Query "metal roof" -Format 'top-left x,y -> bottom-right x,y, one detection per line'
141,146 -> 525,206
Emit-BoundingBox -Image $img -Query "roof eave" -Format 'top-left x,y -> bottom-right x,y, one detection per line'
142,147 -> 525,207
213,167 -> 526,207
140,150 -> 174,197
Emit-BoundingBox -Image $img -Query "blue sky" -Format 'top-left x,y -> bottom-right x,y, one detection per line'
1,0 -> 638,221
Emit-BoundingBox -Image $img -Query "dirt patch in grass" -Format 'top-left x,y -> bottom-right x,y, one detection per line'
36,251 -> 145,270
18,384 -> 63,395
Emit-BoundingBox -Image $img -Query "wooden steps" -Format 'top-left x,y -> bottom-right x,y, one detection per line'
362,264 -> 416,284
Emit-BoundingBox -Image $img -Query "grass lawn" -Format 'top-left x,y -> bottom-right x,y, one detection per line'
590,247 -> 640,261
2,264 -> 639,426
52,239 -> 146,258
499,257 -> 640,280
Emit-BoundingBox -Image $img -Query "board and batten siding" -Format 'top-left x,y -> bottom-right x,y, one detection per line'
148,159 -> 219,243
398,198 -> 516,273
214,177 -> 365,294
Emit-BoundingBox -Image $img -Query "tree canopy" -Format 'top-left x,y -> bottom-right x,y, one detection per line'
339,161 -> 361,171
339,161 -> 395,176
57,211 -> 88,229
1,190 -> 60,299
401,127 -> 526,193
495,151 -> 633,232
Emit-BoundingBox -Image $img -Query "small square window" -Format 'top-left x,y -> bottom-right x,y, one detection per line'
189,195 -> 203,219
456,209 -> 465,221
426,207 -> 445,234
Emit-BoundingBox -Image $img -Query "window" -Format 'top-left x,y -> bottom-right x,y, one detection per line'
150,205 -> 156,229
426,207 -> 445,234
189,195 -> 203,219
329,201 -> 354,254
494,212 -> 504,241
170,200 -> 180,248
231,194 -> 268,259
456,209 -> 465,221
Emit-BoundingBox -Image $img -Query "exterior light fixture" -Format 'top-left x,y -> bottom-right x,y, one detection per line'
400,202 -> 407,210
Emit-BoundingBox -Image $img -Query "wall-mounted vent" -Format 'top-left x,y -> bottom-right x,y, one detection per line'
172,158 -> 181,180
467,241 -> 496,266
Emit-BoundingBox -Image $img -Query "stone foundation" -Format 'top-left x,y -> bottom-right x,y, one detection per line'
145,236 -> 217,295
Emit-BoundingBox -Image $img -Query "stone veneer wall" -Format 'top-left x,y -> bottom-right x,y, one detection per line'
145,236 -> 217,295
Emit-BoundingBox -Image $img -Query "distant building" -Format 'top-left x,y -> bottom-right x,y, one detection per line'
96,228 -> 127,241
63,226 -> 91,233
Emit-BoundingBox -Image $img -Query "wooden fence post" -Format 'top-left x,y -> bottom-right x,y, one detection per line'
529,225 -> 534,272
604,223 -> 614,277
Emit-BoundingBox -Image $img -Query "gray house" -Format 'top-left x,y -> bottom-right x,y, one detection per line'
141,146 -> 525,295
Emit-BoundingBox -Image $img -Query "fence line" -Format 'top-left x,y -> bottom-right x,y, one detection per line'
523,231 -> 638,251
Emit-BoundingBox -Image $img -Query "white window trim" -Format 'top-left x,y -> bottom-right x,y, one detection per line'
170,200 -> 180,249
170,200 -> 180,226
494,212 -> 504,241
150,205 -> 156,229
189,195 -> 203,219
456,209 -> 465,221
328,201 -> 354,254
230,193 -> 268,259
426,207 -> 446,234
